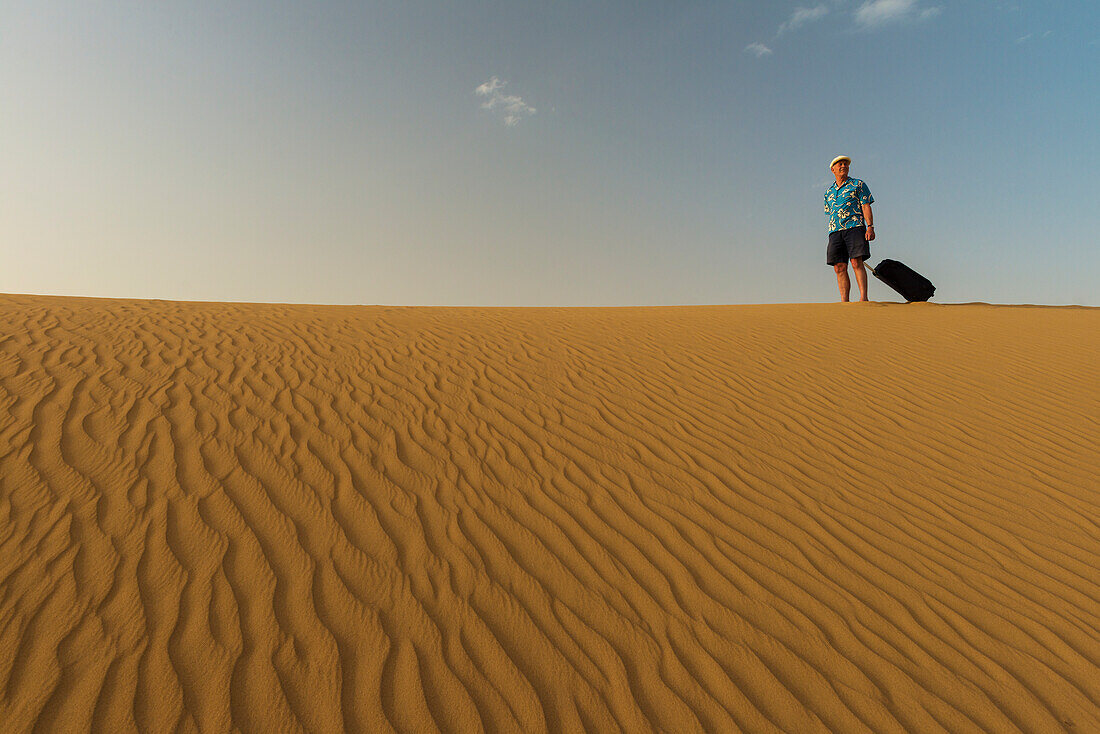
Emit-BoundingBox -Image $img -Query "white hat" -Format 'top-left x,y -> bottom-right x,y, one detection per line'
830,155 -> 851,168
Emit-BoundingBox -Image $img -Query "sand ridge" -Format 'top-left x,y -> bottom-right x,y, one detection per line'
0,294 -> 1098,732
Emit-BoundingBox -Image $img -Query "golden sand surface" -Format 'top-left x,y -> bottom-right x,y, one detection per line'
0,293 -> 1098,733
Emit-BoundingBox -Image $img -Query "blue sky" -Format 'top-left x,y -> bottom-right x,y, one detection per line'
2,0 -> 1097,305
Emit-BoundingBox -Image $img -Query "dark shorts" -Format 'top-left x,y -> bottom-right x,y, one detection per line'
827,226 -> 870,265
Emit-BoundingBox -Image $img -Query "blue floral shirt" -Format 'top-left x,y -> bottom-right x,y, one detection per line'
824,178 -> 874,232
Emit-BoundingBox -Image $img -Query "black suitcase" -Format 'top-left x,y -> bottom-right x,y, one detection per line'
867,259 -> 935,302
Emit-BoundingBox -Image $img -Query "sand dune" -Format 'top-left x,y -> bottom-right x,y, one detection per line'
1,293 -> 1098,733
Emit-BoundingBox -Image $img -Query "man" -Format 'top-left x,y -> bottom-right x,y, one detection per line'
824,155 -> 875,302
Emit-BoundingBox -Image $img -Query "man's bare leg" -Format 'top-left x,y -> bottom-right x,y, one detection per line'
834,262 -> 850,302
850,257 -> 869,301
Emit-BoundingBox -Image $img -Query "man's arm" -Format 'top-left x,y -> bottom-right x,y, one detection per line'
862,203 -> 875,240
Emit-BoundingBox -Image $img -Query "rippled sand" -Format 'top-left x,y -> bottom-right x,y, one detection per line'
1,294 -> 1098,733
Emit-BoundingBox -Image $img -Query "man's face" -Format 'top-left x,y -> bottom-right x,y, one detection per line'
832,160 -> 850,178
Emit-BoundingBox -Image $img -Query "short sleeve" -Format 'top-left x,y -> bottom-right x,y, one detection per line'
824,192 -> 829,214
858,181 -> 874,205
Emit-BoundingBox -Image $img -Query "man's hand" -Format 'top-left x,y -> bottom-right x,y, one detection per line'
865,225 -> 875,241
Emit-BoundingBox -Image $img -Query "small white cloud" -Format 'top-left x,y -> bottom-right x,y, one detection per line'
1018,29 -> 1053,43
475,78 -> 505,97
855,0 -> 940,28
745,42 -> 773,58
856,0 -> 914,27
779,5 -> 829,34
475,76 -> 536,127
